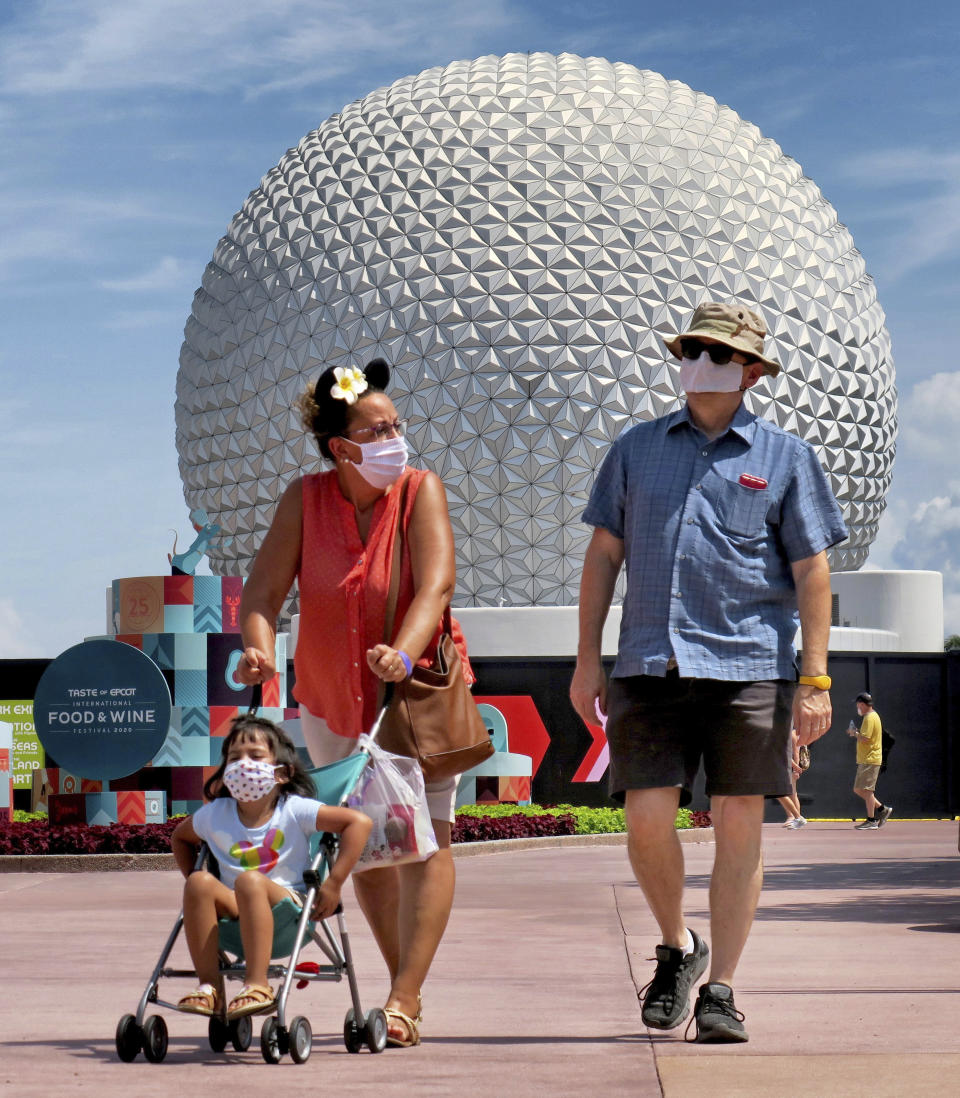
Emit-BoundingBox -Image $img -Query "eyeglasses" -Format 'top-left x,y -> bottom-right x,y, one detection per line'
343,419 -> 407,442
680,338 -> 749,366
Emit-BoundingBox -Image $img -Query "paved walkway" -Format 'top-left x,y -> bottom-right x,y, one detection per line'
2,821 -> 959,1097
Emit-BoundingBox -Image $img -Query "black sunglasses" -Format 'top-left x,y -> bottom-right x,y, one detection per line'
680,338 -> 747,366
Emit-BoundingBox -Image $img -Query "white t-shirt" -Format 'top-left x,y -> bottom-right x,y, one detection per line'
192,794 -> 324,890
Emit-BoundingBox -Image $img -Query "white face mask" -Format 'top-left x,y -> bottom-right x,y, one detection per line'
680,351 -> 745,394
353,435 -> 408,489
223,758 -> 279,802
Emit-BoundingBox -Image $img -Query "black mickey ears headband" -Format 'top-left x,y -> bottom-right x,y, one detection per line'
314,357 -> 391,403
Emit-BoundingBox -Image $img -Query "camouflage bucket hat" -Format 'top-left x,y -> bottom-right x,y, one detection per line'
663,301 -> 781,377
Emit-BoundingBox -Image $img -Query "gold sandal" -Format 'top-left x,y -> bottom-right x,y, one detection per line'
177,983 -> 220,1016
384,1008 -> 421,1047
226,983 -> 276,1020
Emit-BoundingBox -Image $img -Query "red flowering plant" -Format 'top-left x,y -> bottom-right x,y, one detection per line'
452,811 -> 576,843
0,819 -> 178,856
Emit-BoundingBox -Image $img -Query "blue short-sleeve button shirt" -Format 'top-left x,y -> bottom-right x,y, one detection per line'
582,403 -> 848,681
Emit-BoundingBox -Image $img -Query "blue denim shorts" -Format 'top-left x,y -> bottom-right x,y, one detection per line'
605,672 -> 795,804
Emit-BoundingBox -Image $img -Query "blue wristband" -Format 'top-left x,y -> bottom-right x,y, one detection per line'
397,650 -> 413,677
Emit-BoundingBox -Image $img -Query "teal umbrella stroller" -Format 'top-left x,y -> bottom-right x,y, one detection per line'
115,686 -> 390,1064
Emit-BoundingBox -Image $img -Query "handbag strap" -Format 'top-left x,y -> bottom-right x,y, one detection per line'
381,474 -> 453,651
382,474 -> 410,648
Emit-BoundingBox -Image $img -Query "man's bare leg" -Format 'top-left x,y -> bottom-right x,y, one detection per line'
627,786 -> 710,1030
707,794 -> 764,987
624,786 -> 686,947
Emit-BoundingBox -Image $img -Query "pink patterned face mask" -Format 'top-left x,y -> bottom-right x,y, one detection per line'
222,759 -> 279,802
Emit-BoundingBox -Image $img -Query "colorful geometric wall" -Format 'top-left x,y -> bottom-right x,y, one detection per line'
42,577 -> 592,819
58,576 -> 293,820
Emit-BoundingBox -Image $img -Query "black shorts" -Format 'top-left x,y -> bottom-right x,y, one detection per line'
605,673 -> 795,805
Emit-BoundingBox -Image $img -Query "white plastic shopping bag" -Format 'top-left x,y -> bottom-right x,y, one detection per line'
348,736 -> 439,872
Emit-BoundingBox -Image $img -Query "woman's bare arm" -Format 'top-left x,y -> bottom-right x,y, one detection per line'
237,480 -> 303,684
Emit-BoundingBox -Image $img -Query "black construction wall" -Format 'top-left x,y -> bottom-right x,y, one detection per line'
0,660 -> 50,700
470,651 -> 960,818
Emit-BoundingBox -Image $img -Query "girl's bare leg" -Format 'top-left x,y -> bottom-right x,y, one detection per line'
182,871 -> 239,986
232,871 -> 291,1000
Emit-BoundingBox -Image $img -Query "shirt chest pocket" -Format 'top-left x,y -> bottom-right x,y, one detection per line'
715,479 -> 771,538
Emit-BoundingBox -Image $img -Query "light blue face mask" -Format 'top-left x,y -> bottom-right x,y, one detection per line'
680,351 -> 744,393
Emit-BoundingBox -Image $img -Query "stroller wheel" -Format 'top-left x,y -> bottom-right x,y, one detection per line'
260,1016 -> 283,1064
363,1008 -> 388,1053
230,1013 -> 253,1052
142,1015 -> 169,1063
208,1015 -> 229,1053
288,1016 -> 312,1064
115,1013 -> 142,1062
343,1008 -> 363,1054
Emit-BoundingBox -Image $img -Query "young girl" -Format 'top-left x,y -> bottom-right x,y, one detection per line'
171,714 -> 371,1020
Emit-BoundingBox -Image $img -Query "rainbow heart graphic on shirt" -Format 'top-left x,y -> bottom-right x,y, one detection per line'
230,828 -> 284,874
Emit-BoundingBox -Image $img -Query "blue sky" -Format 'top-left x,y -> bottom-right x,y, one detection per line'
2,0 -> 959,657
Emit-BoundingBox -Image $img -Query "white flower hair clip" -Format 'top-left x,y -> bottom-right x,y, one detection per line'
330,366 -> 368,405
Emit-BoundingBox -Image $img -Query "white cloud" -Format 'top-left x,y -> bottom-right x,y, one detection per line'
865,369 -> 960,633
0,0 -> 512,97
0,598 -> 45,658
864,493 -> 909,570
841,149 -> 960,187
0,192 -> 205,281
101,308 -> 186,330
887,492 -> 960,635
99,256 -> 192,293
837,148 -> 960,280
897,371 -> 960,466
944,590 -> 960,641
891,491 -> 960,573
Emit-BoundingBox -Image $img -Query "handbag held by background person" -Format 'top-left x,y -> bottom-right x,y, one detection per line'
376,478 -> 494,783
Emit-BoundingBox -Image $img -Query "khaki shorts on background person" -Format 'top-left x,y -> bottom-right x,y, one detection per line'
854,763 -> 881,791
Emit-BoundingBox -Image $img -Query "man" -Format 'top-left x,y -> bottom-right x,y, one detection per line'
847,692 -> 891,829
570,302 -> 848,1043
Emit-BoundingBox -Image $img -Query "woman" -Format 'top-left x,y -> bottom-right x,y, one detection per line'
778,729 -> 808,829
236,357 -> 472,1048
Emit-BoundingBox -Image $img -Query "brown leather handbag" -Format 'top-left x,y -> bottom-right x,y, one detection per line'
376,478 -> 494,783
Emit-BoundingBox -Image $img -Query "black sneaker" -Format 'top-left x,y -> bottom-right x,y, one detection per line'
639,930 -> 709,1029
876,804 -> 893,827
691,982 -> 748,1043
854,818 -> 878,829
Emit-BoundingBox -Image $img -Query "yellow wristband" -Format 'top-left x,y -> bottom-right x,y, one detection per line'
798,675 -> 831,690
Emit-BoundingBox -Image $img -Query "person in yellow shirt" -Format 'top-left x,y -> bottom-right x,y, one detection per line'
846,693 -> 892,830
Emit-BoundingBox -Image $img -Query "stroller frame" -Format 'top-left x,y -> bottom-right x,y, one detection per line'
115,698 -> 392,1064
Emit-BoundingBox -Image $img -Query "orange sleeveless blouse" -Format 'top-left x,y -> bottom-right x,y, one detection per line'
293,467 -> 474,739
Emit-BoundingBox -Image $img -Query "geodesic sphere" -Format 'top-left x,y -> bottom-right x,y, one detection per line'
176,52 -> 896,605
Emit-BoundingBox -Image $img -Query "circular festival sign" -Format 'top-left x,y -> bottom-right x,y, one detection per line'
34,639 -> 172,781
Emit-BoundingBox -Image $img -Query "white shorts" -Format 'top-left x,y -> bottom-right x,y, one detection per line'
299,706 -> 459,824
